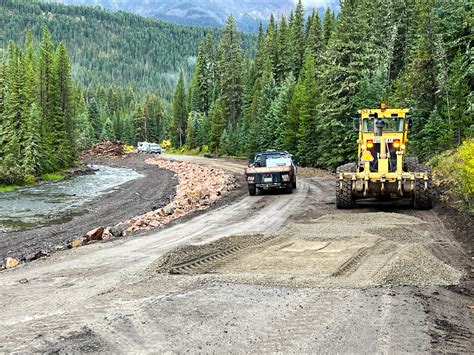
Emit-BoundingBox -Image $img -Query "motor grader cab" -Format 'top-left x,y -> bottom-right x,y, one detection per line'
336,104 -> 433,210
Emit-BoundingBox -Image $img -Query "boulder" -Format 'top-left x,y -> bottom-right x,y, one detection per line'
102,228 -> 114,241
25,251 -> 49,262
148,220 -> 161,228
163,203 -> 175,215
6,257 -> 19,269
71,237 -> 84,248
110,223 -> 132,237
85,226 -> 105,242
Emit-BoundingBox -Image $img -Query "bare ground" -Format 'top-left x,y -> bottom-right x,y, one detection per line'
0,155 -> 472,353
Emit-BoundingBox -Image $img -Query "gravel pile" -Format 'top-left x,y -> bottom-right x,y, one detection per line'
149,212 -> 464,289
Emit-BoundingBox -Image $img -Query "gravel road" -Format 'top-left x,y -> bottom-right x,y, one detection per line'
0,155 -> 472,353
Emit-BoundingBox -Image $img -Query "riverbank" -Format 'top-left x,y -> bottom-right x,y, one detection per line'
0,154 -> 177,267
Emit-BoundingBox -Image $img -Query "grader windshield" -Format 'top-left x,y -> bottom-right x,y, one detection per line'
363,118 -> 404,133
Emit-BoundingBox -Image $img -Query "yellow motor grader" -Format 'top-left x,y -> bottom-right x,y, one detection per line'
336,104 -> 433,210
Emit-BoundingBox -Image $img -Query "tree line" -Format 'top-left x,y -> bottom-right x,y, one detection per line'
0,28 -> 78,184
172,0 -> 472,167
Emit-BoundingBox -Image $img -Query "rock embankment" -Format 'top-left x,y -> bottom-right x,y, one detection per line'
119,157 -> 238,234
71,157 -> 238,245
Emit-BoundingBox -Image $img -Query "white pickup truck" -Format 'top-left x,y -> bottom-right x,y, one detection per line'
244,150 -> 297,196
137,142 -> 162,154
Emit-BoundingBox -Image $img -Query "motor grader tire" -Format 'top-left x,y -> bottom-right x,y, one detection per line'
404,157 -> 419,172
413,164 -> 433,210
248,185 -> 256,196
336,163 -> 356,209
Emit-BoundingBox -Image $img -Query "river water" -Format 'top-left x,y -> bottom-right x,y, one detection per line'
0,165 -> 142,233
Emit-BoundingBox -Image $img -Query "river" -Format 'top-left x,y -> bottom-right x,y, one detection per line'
0,165 -> 142,233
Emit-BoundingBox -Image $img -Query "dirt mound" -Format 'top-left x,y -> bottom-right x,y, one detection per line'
83,141 -> 125,157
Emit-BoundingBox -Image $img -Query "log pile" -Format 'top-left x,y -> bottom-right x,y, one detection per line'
82,141 -> 125,157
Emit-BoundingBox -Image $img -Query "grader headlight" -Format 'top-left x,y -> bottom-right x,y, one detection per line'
393,139 -> 401,149
366,140 -> 374,149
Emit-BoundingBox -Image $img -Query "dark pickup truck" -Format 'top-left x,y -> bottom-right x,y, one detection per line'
244,150 -> 297,196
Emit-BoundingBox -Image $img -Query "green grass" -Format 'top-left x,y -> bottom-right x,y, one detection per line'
0,184 -> 22,193
41,172 -> 66,182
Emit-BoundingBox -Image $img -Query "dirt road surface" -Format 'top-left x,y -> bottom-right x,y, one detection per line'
0,155 -> 472,353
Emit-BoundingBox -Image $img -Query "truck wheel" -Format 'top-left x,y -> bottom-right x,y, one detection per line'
404,157 -> 419,172
336,163 -> 355,209
292,177 -> 297,189
248,185 -> 256,196
413,164 -> 433,210
285,184 -> 293,194
336,179 -> 354,209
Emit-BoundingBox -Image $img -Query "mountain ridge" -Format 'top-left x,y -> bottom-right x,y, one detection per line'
51,0 -> 339,32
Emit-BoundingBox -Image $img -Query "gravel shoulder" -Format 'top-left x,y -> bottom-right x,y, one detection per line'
0,154 -> 177,264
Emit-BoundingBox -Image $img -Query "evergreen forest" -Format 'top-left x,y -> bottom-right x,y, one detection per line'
174,0 -> 472,168
0,0 -> 472,186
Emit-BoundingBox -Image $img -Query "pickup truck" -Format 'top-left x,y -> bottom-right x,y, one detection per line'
137,142 -> 162,154
244,150 -> 297,196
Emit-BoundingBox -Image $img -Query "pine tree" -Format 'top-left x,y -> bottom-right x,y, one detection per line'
171,70 -> 187,146
446,51 -> 470,145
290,0 -> 306,77
191,40 -> 211,113
296,51 -> 319,165
322,8 -> 333,46
209,99 -> 226,152
216,15 -> 243,127
76,111 -> 95,150
276,15 -> 292,82
271,73 -> 296,150
132,104 -> 147,143
1,42 -> 24,182
55,42 -> 74,165
186,111 -> 203,149
306,11 -> 323,63
100,117 -> 115,141
87,98 -> 101,141
21,103 -> 42,179
254,23 -> 266,80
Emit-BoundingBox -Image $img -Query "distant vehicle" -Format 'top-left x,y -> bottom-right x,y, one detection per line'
137,142 -> 162,154
245,150 -> 297,196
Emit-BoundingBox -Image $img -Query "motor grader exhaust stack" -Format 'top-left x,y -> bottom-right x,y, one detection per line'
336,104 -> 433,210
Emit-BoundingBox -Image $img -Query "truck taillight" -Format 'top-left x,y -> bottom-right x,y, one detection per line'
247,176 -> 255,182
282,174 -> 290,182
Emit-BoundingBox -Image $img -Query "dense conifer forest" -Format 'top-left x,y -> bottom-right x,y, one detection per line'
0,0 -> 472,186
174,0 -> 472,167
1,0 -> 256,99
